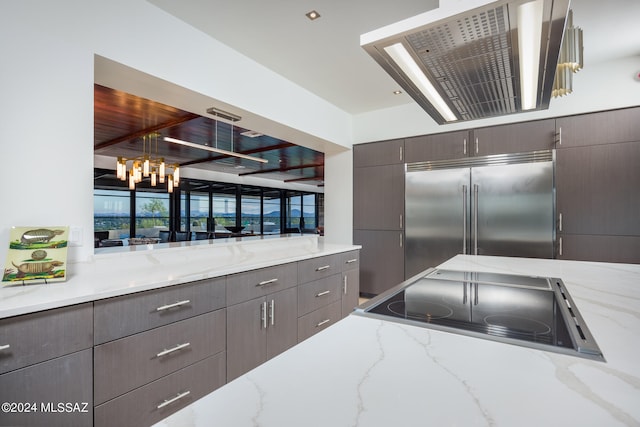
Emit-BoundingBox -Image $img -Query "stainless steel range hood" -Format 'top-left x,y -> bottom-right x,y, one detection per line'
361,0 -> 571,124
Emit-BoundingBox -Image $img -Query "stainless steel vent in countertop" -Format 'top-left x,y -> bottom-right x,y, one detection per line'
361,0 -> 571,124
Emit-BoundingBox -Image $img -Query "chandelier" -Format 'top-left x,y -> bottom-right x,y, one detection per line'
115,133 -> 180,193
552,9 -> 583,98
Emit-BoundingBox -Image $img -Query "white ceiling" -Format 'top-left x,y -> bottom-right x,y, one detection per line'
148,0 -> 640,116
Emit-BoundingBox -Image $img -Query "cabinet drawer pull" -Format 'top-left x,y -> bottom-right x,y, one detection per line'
157,390 -> 191,409
156,342 -> 190,358
345,259 -> 358,264
316,290 -> 331,297
315,265 -> 331,271
156,300 -> 190,312
0,344 -> 10,351
316,319 -> 331,327
343,276 -> 348,294
257,278 -> 278,287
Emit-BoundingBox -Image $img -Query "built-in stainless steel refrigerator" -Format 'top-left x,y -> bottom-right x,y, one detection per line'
405,151 -> 555,279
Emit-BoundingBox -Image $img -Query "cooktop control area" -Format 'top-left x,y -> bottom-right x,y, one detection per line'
356,269 -> 604,361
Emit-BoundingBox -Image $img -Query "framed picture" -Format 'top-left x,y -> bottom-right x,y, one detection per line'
3,226 -> 69,285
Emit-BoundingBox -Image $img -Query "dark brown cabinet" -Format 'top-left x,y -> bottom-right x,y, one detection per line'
0,304 -> 93,427
354,139 -> 405,295
353,138 -> 404,167
354,229 -> 405,295
556,140 -> 640,263
0,350 -> 93,427
341,251 -> 360,317
472,119 -> 556,156
555,107 -> 640,148
94,353 -> 225,427
555,107 -> 640,263
353,164 -> 404,230
226,286 -> 298,381
404,131 -> 470,162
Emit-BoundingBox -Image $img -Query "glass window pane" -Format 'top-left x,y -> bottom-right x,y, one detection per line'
94,189 -> 130,239
263,190 -> 280,234
213,192 -> 236,230
287,193 -> 302,229
241,190 -> 261,234
190,192 -> 209,232
303,194 -> 316,230
135,191 -> 170,237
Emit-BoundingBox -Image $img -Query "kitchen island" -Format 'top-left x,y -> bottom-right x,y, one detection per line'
153,255 -> 640,427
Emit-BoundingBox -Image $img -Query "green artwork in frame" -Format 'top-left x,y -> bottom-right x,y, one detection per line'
3,226 -> 69,285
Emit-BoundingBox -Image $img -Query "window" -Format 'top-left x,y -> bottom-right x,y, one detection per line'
189,192 -> 210,232
213,188 -> 237,230
263,190 -> 281,234
286,193 -> 302,230
135,191 -> 170,238
94,189 -> 131,239
94,169 -> 322,244
241,187 -> 261,234
302,193 -> 317,231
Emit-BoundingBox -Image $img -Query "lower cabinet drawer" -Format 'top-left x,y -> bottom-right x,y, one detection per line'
94,352 -> 225,427
94,277 -> 226,345
0,302 -> 93,374
297,300 -> 342,342
94,309 -> 225,405
0,349 -> 93,427
297,274 -> 341,317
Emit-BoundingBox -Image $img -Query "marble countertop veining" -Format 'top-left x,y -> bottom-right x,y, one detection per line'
153,255 -> 640,427
0,235 -> 360,319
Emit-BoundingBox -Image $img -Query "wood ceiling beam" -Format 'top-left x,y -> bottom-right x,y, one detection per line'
239,163 -> 324,176
94,113 -> 201,150
283,176 -> 324,183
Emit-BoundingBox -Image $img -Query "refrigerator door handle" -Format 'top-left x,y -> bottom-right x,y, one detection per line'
473,184 -> 479,255
462,185 -> 468,254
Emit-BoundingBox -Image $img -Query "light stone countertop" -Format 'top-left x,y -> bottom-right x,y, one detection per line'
153,254 -> 640,427
0,235 -> 360,319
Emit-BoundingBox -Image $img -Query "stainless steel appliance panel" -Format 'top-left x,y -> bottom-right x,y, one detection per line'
405,168 -> 470,278
472,161 -> 554,258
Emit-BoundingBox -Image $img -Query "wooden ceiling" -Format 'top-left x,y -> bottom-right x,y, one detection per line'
94,85 -> 324,187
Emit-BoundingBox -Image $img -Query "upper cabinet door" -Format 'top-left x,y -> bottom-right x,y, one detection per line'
353,164 -> 404,230
472,119 -> 556,156
353,138 -> 404,167
556,107 -> 640,148
404,131 -> 470,163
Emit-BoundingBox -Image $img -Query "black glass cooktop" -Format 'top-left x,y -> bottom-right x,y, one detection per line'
357,269 -> 604,361
367,286 -> 573,349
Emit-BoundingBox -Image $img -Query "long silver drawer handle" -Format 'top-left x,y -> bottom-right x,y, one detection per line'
157,342 -> 190,358
345,259 -> 358,264
0,344 -> 10,351
157,390 -> 191,409
316,319 -> 331,327
343,276 -> 347,295
315,265 -> 331,271
257,278 -> 278,287
156,300 -> 190,312
316,290 -> 331,297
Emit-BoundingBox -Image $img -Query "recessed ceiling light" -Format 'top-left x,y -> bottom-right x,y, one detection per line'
393,90 -> 403,95
305,10 -> 320,20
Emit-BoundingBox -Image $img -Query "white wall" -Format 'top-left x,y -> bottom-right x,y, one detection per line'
0,0 -> 353,264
